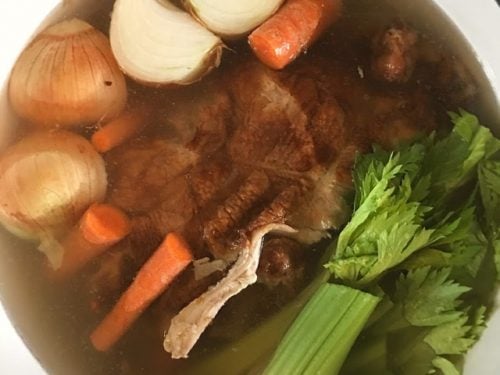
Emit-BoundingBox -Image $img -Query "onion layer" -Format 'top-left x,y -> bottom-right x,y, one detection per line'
110,0 -> 223,86
0,131 -> 107,267
184,0 -> 284,38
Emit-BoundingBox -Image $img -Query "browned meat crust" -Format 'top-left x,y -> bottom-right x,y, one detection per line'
203,171 -> 271,260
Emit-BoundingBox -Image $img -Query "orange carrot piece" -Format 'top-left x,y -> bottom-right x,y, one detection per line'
90,233 -> 193,352
91,106 -> 151,153
249,0 -> 343,70
53,203 -> 131,280
80,203 -> 131,245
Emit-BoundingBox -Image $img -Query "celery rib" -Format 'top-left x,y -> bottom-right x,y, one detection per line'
264,283 -> 380,375
188,270 -> 330,375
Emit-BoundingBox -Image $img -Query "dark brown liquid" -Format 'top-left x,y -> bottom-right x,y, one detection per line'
0,1 -> 498,374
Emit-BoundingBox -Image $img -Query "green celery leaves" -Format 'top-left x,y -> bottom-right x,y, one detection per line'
478,159 -> 500,278
394,267 -> 470,327
327,111 -> 500,286
331,110 -> 498,375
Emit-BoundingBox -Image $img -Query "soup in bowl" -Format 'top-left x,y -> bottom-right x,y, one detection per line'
1,0 -> 500,374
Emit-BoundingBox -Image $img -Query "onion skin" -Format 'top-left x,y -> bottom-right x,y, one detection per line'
8,19 -> 127,129
0,131 -> 107,266
110,0 -> 223,86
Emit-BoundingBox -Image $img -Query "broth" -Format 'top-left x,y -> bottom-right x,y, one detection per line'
0,1 -> 498,374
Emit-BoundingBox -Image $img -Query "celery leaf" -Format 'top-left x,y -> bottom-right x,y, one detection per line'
424,314 -> 475,355
394,267 -> 470,327
478,159 -> 500,278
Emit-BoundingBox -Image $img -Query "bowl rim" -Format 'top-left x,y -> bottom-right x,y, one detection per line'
0,0 -> 499,374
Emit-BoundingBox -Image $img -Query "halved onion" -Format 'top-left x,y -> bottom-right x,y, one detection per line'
110,0 -> 223,86
184,0 -> 284,38
0,131 -> 107,267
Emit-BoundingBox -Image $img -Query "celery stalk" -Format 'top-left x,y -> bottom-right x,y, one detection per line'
264,283 -> 380,375
341,334 -> 388,374
188,270 -> 330,375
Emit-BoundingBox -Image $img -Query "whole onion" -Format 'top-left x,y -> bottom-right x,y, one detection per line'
0,131 -> 107,267
8,19 -> 127,129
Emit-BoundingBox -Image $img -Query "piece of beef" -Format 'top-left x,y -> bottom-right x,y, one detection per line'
157,79 -> 232,155
130,175 -> 200,254
369,21 -> 477,105
187,156 -> 235,208
371,23 -> 419,83
227,62 -> 318,174
281,70 -> 351,167
89,54 -> 440,306
203,171 -> 271,261
367,88 -> 438,148
257,237 -> 306,289
247,185 -> 303,233
83,240 -> 139,313
106,139 -> 198,214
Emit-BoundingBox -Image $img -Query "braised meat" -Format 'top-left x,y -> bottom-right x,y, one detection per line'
88,55 -> 440,303
257,237 -> 306,289
156,80 -> 233,154
107,140 -> 199,214
228,63 -> 318,173
371,23 -> 419,83
203,171 -> 271,261
370,23 -> 477,105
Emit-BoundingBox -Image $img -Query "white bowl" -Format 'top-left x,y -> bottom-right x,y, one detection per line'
0,0 -> 499,374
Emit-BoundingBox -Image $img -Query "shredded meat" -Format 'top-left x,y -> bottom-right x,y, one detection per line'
164,224 -> 294,359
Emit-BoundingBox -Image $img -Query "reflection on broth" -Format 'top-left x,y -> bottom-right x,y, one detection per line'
0,1 -> 498,375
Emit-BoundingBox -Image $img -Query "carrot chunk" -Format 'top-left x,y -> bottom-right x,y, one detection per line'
249,0 -> 343,70
90,232 -> 193,352
52,203 -> 131,280
91,106 -> 151,153
80,203 -> 131,245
